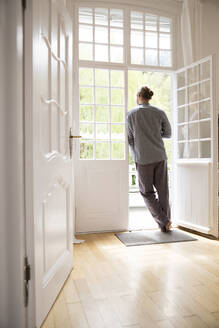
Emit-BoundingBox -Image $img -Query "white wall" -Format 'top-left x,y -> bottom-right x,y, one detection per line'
0,0 -> 26,327
179,0 -> 219,106
72,0 -> 182,13
0,1 -> 9,325
201,0 -> 219,113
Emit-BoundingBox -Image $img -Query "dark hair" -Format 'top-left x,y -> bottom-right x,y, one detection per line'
137,86 -> 154,100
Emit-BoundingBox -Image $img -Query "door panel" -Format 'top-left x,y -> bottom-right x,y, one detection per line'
43,180 -> 69,273
76,161 -> 128,232
32,0 -> 74,326
176,162 -> 211,234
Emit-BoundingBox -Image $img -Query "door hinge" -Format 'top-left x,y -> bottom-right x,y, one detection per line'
24,256 -> 31,307
22,0 -> 26,10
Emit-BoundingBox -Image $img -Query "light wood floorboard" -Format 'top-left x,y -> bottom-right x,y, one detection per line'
41,230 -> 219,328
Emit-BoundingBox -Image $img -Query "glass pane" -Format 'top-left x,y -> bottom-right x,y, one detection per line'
131,30 -> 143,47
110,9 -> 123,27
200,140 -> 211,158
131,48 -> 144,65
96,142 -> 110,159
145,49 -> 158,66
79,68 -> 93,85
159,50 -> 171,66
189,122 -> 198,140
80,87 -> 93,103
96,123 -> 109,139
177,89 -> 186,106
188,141 -> 198,158
111,124 -> 125,140
110,28 -> 123,45
95,87 -> 109,104
145,32 -> 157,48
95,44 -> 108,62
79,7 -> 93,24
112,142 -> 125,159
95,8 -> 108,26
200,61 -> 210,80
110,46 -> 123,63
80,141 -> 94,159
111,89 -> 124,105
200,100 -> 210,119
79,25 -> 93,42
145,15 -> 157,31
178,124 -> 188,140
178,106 -> 187,123
95,27 -> 108,44
178,142 -> 188,159
188,85 -> 199,103
159,17 -> 171,32
80,123 -> 94,139
177,71 -> 186,88
200,121 -> 211,139
187,66 -> 199,84
95,69 -> 109,86
111,107 -> 124,123
159,34 -> 171,49
79,43 -> 93,60
188,103 -> 199,121
200,80 -> 210,100
110,70 -> 124,87
131,11 -> 143,30
96,106 -> 109,122
80,105 -> 93,121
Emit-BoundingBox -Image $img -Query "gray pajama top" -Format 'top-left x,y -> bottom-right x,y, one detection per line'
127,103 -> 172,165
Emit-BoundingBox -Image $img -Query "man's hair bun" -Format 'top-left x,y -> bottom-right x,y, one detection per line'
138,86 -> 154,100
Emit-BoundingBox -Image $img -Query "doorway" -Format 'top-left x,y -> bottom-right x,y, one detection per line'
75,67 -> 172,233
128,70 -> 172,231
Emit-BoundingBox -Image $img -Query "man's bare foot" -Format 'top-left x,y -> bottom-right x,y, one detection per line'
161,221 -> 172,232
165,221 -> 172,232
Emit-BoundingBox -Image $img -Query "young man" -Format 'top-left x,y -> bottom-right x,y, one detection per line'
127,86 -> 172,232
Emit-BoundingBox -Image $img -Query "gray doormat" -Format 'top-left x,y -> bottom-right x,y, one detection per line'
115,229 -> 197,246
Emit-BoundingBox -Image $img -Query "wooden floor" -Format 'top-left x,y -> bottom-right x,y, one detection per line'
42,230 -> 219,328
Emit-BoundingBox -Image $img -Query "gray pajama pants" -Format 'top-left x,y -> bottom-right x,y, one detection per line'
136,160 -> 171,230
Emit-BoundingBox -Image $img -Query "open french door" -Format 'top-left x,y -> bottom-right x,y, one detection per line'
74,67 -> 129,233
173,56 -> 218,237
26,0 -> 74,326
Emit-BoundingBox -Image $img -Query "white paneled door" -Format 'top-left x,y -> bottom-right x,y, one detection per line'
29,0 -> 74,326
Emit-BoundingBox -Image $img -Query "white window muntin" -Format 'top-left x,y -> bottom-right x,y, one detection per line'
78,7 -> 125,64
130,11 -> 172,67
176,57 -> 213,160
79,66 -> 126,160
75,3 -> 176,160
76,3 -> 176,70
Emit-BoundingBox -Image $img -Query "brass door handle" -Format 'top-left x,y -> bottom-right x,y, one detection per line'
69,128 -> 82,159
69,135 -> 82,139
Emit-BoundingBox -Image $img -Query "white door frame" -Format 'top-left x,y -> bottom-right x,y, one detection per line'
25,0 -> 36,325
